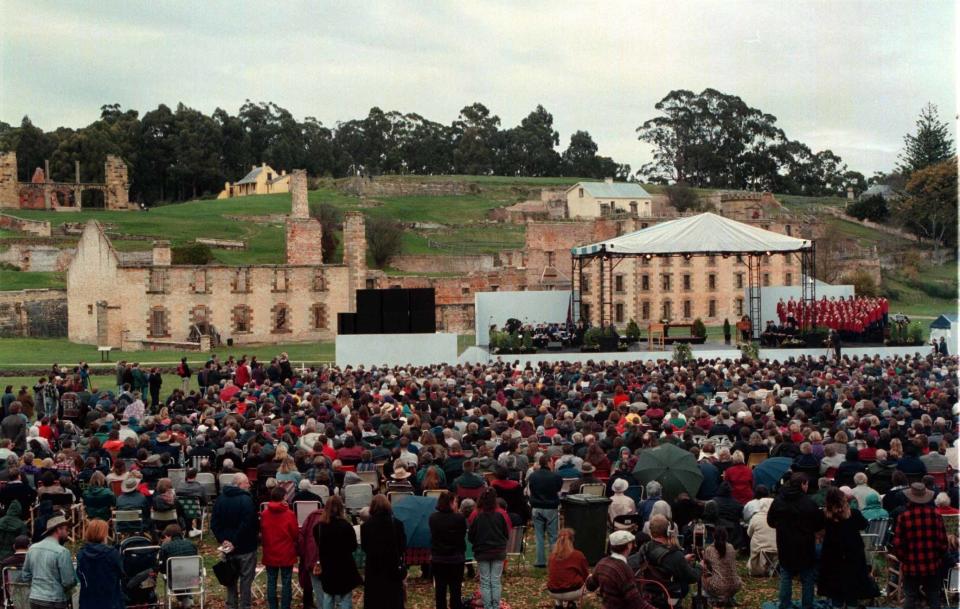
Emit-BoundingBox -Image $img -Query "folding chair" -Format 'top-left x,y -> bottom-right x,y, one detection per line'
865,517 -> 890,548
294,501 -> 321,527
165,555 -> 205,609
355,470 -> 379,490
560,478 -> 577,495
113,509 -> 145,541
176,497 -> 206,541
580,483 -> 605,497
2,566 -> 29,609
343,483 -> 373,515
424,489 -> 445,498
944,566 -> 960,605
885,553 -> 903,603
151,509 -> 178,537
195,473 -> 216,498
218,473 -> 237,491
307,484 -> 330,501
388,491 -> 413,505
167,468 -> 186,489
505,525 -> 526,573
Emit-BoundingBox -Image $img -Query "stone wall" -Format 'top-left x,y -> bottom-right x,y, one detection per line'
0,289 -> 67,337
104,155 -> 130,210
0,243 -> 74,271
0,153 -> 18,208
0,213 -> 51,237
336,176 -> 479,197
390,254 -> 497,274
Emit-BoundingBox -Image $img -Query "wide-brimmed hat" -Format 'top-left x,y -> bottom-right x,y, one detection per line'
906,482 -> 934,504
391,465 -> 411,480
156,432 -> 171,443
580,463 -> 596,474
144,454 -> 162,465
44,515 -> 69,536
122,477 -> 139,492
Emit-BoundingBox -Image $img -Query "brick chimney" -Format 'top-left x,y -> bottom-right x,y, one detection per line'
290,169 -> 308,219
152,240 -> 171,266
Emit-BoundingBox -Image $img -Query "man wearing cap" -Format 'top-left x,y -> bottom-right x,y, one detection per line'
20,514 -> 76,609
585,530 -> 652,609
892,482 -> 949,609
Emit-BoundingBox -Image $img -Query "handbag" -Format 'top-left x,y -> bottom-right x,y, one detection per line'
213,558 -> 240,586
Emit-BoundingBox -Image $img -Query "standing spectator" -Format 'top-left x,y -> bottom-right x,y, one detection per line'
1,403 -> 26,452
148,367 -> 162,408
20,514 -> 76,609
468,488 -> 509,609
261,487 -> 299,609
546,528 -> 590,609
360,495 -> 407,609
817,488 -> 877,607
76,519 -> 124,609
177,357 -> 191,392
892,482 -> 949,609
429,491 -> 467,609
211,473 -> 259,609
314,495 -> 362,609
527,456 -> 562,568
701,527 -> 742,604
585,530 -> 647,609
767,473 -> 824,609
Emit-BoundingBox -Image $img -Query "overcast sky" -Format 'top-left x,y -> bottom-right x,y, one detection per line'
1,0 -> 955,176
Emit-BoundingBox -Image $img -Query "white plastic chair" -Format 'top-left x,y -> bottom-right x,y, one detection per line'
218,473 -> 237,490
580,483 -> 606,497
294,501 -> 321,527
165,555 -> 205,609
343,483 -> 373,514
195,472 -> 216,498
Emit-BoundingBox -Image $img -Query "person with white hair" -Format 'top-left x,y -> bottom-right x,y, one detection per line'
934,492 -> 959,516
211,473 -> 259,609
849,472 -> 879,508
608,478 -> 637,528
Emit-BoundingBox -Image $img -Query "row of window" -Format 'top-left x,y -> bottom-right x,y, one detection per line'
148,303 -> 329,338
584,297 -> 748,324
588,271 -> 793,294
147,268 -> 328,295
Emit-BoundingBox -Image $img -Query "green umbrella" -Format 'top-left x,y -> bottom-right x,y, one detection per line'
632,443 -> 703,502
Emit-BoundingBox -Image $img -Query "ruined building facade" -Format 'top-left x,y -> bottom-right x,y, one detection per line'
0,152 -> 131,210
67,170 -> 366,348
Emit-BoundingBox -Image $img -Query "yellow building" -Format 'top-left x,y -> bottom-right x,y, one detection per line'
565,178 -> 653,218
217,163 -> 291,199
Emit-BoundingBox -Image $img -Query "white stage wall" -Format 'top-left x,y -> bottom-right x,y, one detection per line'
474,290 -> 570,346
752,283 -> 854,326
336,333 -> 458,367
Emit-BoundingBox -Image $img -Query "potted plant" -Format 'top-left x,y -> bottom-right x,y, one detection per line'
673,342 -> 693,364
625,319 -> 641,343
521,331 -> 536,353
582,327 -> 602,352
723,318 -> 731,345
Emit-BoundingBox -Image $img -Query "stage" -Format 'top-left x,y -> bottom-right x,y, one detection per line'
457,341 -> 926,366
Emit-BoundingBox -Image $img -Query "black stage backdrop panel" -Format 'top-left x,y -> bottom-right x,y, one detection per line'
337,312 -> 357,335
381,289 -> 411,333
356,289 -> 383,334
409,288 -> 437,333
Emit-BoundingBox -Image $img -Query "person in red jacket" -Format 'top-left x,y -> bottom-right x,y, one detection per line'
722,451 -> 755,505
260,486 -> 300,609
547,528 -> 589,608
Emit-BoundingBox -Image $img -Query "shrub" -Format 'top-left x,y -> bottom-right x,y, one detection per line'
625,319 -> 641,341
309,202 -> 343,263
584,327 -> 602,347
366,217 -> 403,268
739,341 -> 759,361
840,270 -> 878,297
673,342 -> 693,363
908,321 -> 924,345
171,243 -> 214,265
665,183 -> 701,213
846,194 -> 890,223
691,318 -> 707,338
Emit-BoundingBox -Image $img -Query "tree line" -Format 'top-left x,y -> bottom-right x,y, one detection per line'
0,89 -> 877,204
0,102 -> 629,204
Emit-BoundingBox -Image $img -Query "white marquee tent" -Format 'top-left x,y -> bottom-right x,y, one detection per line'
571,212 -> 812,256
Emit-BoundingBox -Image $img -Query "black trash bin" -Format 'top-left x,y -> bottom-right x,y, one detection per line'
561,494 -> 611,565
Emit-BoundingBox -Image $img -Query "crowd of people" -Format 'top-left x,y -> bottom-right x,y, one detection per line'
775,296 -> 889,340
0,348 -> 955,609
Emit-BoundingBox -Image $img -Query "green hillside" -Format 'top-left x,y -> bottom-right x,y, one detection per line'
1,175 -> 955,320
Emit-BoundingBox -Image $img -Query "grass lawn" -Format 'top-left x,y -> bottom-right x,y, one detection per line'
0,338 -> 335,370
884,260 -> 958,318
0,270 -> 65,290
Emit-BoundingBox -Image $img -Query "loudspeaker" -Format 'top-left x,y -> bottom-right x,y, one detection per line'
409,287 -> 436,333
381,289 -> 411,333
356,290 -> 383,333
337,313 -> 356,335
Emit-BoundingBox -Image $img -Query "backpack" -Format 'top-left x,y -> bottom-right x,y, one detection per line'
636,541 -> 684,602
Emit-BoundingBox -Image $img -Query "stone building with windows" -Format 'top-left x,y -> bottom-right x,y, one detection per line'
67,170 -> 366,348
565,178 -> 653,218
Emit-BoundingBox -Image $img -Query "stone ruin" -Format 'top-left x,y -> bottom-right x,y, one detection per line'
0,152 -> 131,210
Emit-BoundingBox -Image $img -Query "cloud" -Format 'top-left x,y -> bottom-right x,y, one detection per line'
0,0 -> 955,175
